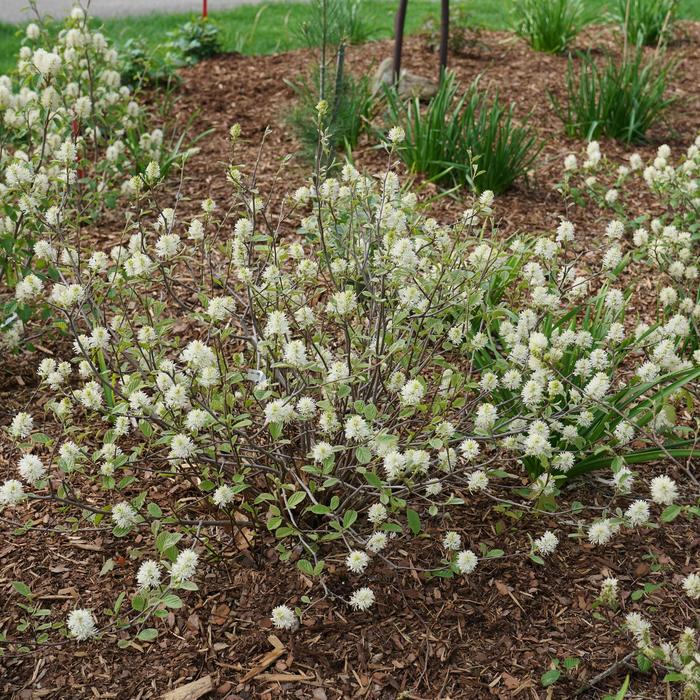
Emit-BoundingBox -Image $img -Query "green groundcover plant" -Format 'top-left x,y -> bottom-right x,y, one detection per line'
0,9 -> 698,695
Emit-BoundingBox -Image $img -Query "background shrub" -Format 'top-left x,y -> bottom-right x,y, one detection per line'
167,17 -> 222,64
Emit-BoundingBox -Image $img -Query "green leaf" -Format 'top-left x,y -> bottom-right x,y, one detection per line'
363,471 -> 383,488
297,559 -> 314,576
137,628 -> 158,641
308,503 -> 330,515
287,491 -> 306,509
356,446 -> 372,464
147,502 -> 162,518
12,581 -> 32,598
662,672 -> 686,682
541,669 -> 561,687
155,531 -> 182,554
342,510 -> 358,529
660,505 -> 682,522
162,594 -> 183,609
636,653 -> 652,672
406,508 -> 421,535
563,657 -> 580,670
113,591 -> 126,614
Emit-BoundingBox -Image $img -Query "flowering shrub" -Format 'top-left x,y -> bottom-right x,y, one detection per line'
2,110 -> 700,650
0,7 -> 178,345
561,137 -> 700,356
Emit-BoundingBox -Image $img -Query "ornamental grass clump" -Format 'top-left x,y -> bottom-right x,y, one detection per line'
552,46 -> 676,143
385,72 -> 541,193
616,0 -> 678,47
512,0 -> 586,54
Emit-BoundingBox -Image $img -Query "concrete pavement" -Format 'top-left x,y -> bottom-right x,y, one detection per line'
0,0 -> 266,24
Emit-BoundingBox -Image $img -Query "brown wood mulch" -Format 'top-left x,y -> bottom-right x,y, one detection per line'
1,22 -> 700,700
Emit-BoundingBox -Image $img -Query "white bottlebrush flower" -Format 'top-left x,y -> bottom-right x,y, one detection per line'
625,500 -> 650,526
112,501 -> 138,529
206,296 -> 234,321
366,532 -> 388,553
271,604 -> 298,630
612,467 -> 635,494
136,560 -> 162,589
169,433 -> 195,460
533,531 -> 559,556
367,503 -> 387,524
282,340 -> 308,367
344,415 -> 370,442
346,550 -> 370,575
588,519 -> 615,545
10,412 -> 33,439
213,484 -> 235,508
295,396 -> 317,420
455,550 -> 478,575
311,442 -> 334,463
563,154 -> 577,171
348,587 -> 375,611
474,403 -> 498,433
467,470 -> 489,493
625,612 -> 651,646
553,452 -> 575,472
26,22 -> 40,39
155,233 -> 180,259
382,450 -> 406,481
67,609 -> 98,641
387,126 -> 405,144
18,454 -> 45,483
264,310 -> 289,338
682,573 -> 700,600
649,475 -> 678,505
185,409 -> 210,433
0,479 -> 25,506
400,379 -> 424,406
264,399 -> 295,425
326,289 -> 357,316
15,274 -> 44,303
459,439 -> 480,461
443,531 -> 461,551
599,577 -> 618,606
171,548 -> 198,582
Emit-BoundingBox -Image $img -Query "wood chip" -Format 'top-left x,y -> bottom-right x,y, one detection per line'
161,675 -> 213,700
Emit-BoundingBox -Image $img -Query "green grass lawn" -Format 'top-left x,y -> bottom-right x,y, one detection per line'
1,0 -> 699,76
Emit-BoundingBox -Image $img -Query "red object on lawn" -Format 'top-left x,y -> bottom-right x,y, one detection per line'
203,0 -> 208,18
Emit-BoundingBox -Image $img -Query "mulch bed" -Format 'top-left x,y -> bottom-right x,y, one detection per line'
2,22 -> 700,699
